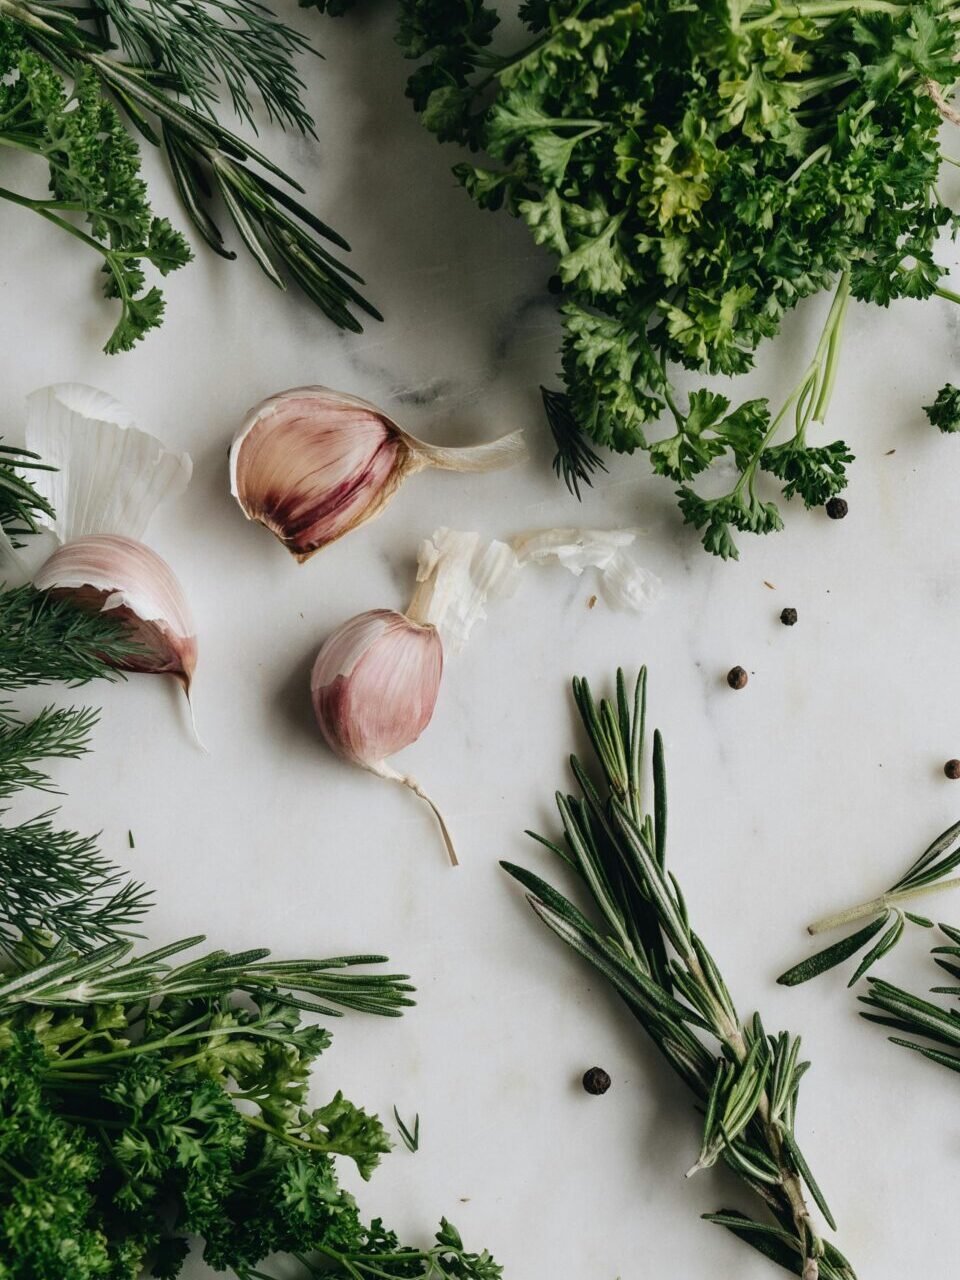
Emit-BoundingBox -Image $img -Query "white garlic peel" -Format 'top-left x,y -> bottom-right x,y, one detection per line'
407,529 -> 521,655
26,383 -> 192,543
512,528 -> 662,613
408,527 -> 661,651
310,609 -> 457,865
230,385 -> 526,562
22,384 -> 199,744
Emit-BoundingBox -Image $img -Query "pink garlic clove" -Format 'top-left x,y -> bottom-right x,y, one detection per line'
311,608 -> 456,864
34,534 -> 198,693
230,385 -> 525,562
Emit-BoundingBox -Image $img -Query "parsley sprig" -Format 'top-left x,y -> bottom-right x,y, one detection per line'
385,0 -> 960,557
503,669 -> 854,1280
0,0 -> 379,349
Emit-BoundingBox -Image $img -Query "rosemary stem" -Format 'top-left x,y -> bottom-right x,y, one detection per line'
688,954 -> 821,1275
808,876 -> 960,934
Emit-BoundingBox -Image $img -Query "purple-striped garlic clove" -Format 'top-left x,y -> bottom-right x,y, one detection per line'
230,385 -> 525,562
34,534 -> 198,695
310,608 -> 456,864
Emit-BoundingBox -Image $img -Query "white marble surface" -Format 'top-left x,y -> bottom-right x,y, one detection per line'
2,5 -> 960,1277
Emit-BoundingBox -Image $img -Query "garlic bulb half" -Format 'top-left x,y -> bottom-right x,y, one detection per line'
311,609 -> 456,864
24,383 -> 198,738
230,385 -> 526,561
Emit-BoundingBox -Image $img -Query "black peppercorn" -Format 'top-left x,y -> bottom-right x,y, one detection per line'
582,1066 -> 611,1095
945,760 -> 960,780
780,607 -> 798,626
825,497 -> 848,520
727,666 -> 748,690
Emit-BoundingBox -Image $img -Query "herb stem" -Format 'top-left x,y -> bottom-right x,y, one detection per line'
741,1 -> 907,31
808,876 -> 960,935
689,953 -> 822,1273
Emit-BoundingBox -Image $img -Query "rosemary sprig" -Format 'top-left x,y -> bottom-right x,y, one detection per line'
0,441 -> 55,545
502,669 -> 854,1280
0,934 -> 415,1018
394,1105 -> 420,1152
778,818 -> 960,987
859,923 -> 960,1076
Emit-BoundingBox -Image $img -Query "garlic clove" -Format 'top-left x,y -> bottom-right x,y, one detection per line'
230,385 -> 525,562
34,535 -> 199,729
311,608 -> 441,767
311,608 -> 456,864
25,383 -> 192,544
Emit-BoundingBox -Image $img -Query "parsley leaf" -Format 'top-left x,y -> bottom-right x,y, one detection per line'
924,383 -> 960,433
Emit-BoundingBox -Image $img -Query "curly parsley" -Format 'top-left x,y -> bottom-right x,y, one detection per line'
390,0 -> 960,557
0,21 -> 191,352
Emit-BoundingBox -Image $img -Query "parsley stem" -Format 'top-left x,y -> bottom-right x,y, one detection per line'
935,283 -> 960,306
741,0 -> 907,31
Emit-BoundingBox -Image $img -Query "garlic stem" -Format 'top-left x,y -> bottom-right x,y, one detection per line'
411,430 -> 527,473
374,762 -> 459,867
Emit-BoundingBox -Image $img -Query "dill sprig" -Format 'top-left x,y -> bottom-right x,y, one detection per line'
503,668 -> 854,1280
0,814 -> 152,958
541,385 -> 608,501
72,0 -> 318,131
0,585 -> 141,691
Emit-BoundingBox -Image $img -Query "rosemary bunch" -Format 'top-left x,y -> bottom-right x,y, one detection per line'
503,669 -> 854,1280
778,817 -> 960,988
0,0 -> 380,350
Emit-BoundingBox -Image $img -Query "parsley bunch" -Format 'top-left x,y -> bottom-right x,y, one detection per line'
388,0 -> 960,558
0,588 -> 497,1278
0,0 -> 379,351
0,482 -> 496,1279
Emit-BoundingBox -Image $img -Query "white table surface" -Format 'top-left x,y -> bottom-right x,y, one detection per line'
2,6 -> 960,1277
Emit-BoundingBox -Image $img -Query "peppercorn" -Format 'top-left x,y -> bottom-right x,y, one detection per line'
825,497 -> 848,520
780,607 -> 798,626
727,666 -> 748,690
582,1066 -> 611,1095
945,760 -> 960,780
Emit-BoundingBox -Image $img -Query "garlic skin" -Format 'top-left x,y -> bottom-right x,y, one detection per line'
230,386 -> 525,561
311,609 -> 456,864
33,535 -> 197,689
25,384 -> 192,543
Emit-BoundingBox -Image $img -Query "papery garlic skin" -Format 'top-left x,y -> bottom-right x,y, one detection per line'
408,530 -> 521,654
311,609 -> 442,768
34,535 -> 197,688
311,608 -> 456,863
231,385 -> 525,562
25,384 -> 192,543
